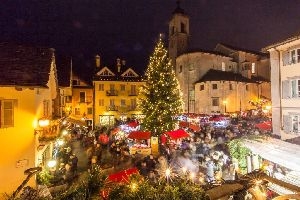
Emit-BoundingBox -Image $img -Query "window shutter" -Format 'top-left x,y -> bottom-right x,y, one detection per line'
2,100 -> 14,127
282,80 -> 290,99
282,51 -> 289,66
283,115 -> 292,133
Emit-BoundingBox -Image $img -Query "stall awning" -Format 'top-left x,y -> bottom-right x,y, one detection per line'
127,131 -> 151,140
166,129 -> 190,140
107,168 -> 139,183
242,138 -> 300,171
66,117 -> 86,127
255,121 -> 272,131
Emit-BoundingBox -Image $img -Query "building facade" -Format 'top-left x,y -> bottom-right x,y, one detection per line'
168,3 -> 271,114
266,35 -> 300,140
93,57 -> 144,127
0,43 -> 58,195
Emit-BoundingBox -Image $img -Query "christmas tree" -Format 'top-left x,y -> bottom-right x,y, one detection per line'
138,36 -> 183,137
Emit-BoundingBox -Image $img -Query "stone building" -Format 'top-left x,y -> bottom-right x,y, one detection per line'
168,2 -> 270,114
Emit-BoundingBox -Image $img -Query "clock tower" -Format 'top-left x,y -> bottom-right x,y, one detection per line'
168,0 -> 189,68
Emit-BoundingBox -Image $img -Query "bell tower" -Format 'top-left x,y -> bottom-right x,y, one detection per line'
168,0 -> 189,68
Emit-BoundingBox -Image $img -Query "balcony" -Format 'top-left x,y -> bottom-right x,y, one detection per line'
106,105 -> 118,111
106,90 -> 118,96
78,96 -> 93,104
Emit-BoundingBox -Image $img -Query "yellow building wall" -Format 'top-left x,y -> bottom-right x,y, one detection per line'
70,87 -> 94,121
94,80 -> 144,127
0,86 -> 52,196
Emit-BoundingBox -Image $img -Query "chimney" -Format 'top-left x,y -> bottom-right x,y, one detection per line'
95,54 -> 101,67
117,58 -> 121,72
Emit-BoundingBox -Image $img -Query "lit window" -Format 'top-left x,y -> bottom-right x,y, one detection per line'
1,100 -> 15,128
291,79 -> 300,98
251,63 -> 256,74
221,62 -> 225,71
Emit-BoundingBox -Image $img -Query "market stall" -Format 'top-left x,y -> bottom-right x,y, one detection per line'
127,131 -> 152,156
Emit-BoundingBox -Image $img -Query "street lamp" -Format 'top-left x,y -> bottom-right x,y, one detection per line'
223,100 -> 227,113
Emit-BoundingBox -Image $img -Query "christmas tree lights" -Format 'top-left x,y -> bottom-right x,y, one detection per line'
138,36 -> 183,137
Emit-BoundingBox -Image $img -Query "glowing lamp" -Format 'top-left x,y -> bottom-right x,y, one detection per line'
38,118 -> 50,127
165,168 -> 171,177
47,160 -> 57,168
130,182 -> 138,192
62,130 -> 68,136
57,139 -> 64,146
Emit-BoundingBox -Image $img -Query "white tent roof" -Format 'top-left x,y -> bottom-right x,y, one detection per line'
242,138 -> 300,171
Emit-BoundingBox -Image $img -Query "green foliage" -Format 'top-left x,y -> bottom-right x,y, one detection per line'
36,169 -> 54,186
138,37 -> 183,136
227,139 -> 250,174
107,174 -> 206,200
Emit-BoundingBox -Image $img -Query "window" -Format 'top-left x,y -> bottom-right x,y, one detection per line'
110,99 -> 115,106
292,115 -> 300,133
200,85 -> 204,91
120,84 -> 125,91
291,79 -> 300,98
180,22 -> 186,33
87,107 -> 93,115
212,98 -> 219,106
229,83 -> 233,90
98,84 -> 104,91
221,62 -> 225,71
179,65 -> 182,73
65,96 -> 72,103
99,99 -> 104,106
212,84 -> 218,90
1,100 -> 14,127
79,92 -> 85,103
130,85 -> 136,95
121,99 -> 126,106
251,63 -> 256,74
75,108 -> 80,115
131,99 -> 136,109
291,50 -> 296,64
110,84 -> 115,91
171,26 -> 175,34
246,85 -> 249,91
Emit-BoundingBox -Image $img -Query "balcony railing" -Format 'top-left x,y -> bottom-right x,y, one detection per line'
106,105 -> 118,111
79,96 -> 93,103
106,90 -> 118,96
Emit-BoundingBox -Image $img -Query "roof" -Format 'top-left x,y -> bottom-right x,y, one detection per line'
178,48 -> 231,58
172,0 -> 186,15
195,69 -> 258,83
216,43 -> 268,56
93,65 -> 144,82
264,31 -> 300,50
0,42 -> 54,87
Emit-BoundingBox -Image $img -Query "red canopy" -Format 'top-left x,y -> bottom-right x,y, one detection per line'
179,121 -> 189,128
255,121 -> 272,131
166,129 -> 190,140
127,121 -> 139,128
127,131 -> 151,140
189,124 -> 201,132
107,167 -> 139,183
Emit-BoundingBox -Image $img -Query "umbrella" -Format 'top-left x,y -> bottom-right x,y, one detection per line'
107,167 -> 139,183
127,121 -> 139,128
189,124 -> 201,132
255,121 -> 272,131
127,131 -> 151,140
166,129 -> 190,140
179,121 -> 189,128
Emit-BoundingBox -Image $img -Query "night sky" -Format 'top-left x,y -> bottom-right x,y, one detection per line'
2,0 -> 300,74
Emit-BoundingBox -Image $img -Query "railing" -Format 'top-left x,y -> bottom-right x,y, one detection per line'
79,96 -> 93,103
106,105 -> 118,111
106,90 -> 118,96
